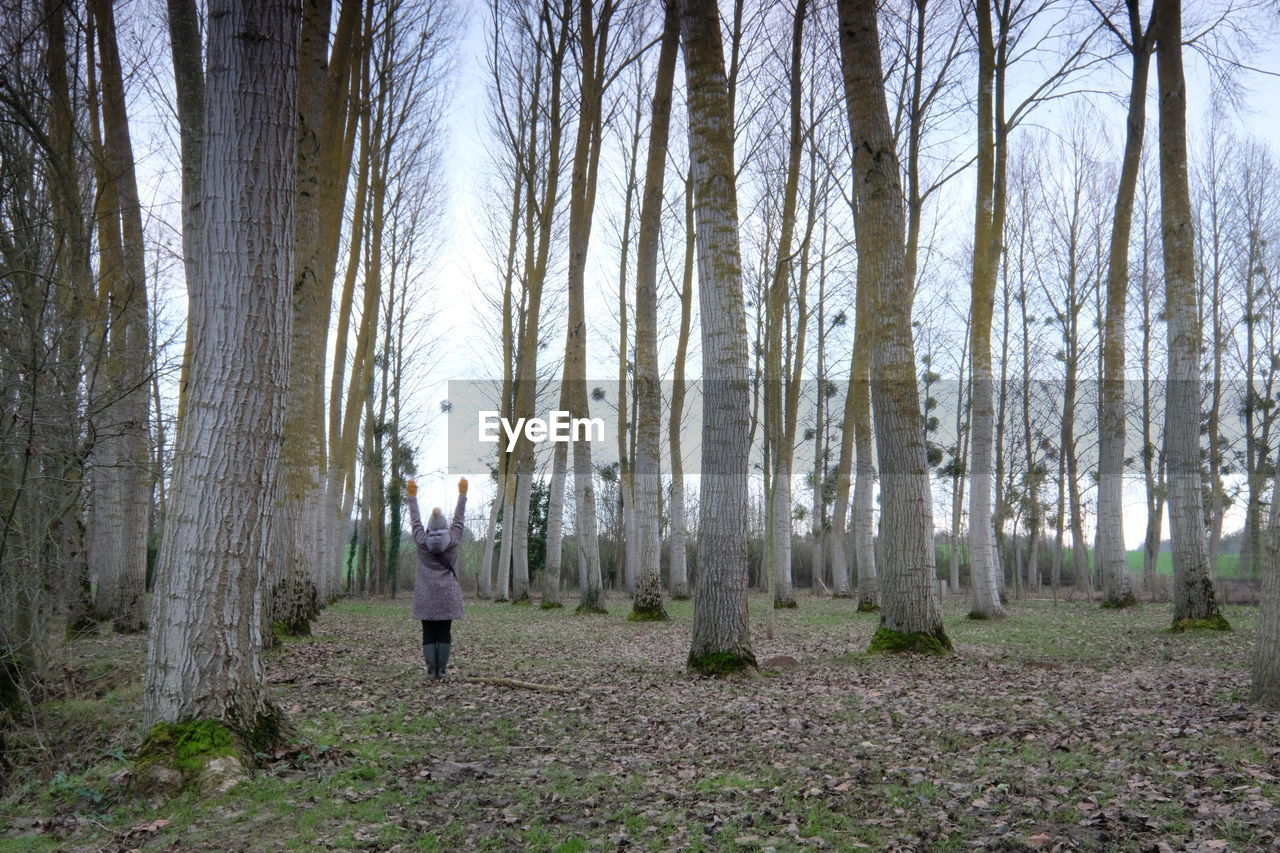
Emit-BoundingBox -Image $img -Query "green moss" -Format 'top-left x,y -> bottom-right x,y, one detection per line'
539,601 -> 565,610
627,606 -> 669,622
774,599 -> 798,610
867,626 -> 954,656
966,611 -> 990,621
511,595 -> 532,606
575,588 -> 608,615
631,572 -> 667,621
241,705 -> 289,756
137,704 -> 288,786
1172,613 -> 1232,633
855,601 -> 880,613
1100,593 -> 1139,610
139,720 -> 239,776
687,650 -> 758,677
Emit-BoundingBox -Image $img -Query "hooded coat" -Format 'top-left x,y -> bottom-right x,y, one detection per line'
408,493 -> 466,621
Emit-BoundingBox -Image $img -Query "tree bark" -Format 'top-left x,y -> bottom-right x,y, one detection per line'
1251,468 -> 1280,705
144,0 -> 299,734
1097,3 -> 1153,610
839,0 -> 949,653
680,0 -> 756,674
966,0 -> 1004,620
88,0 -> 153,634
273,0 -> 361,634
763,0 -> 807,610
668,177 -> 695,601
630,0 -> 679,621
564,0 -> 611,614
165,0 -> 204,431
852,271 -> 878,612
1155,0 -> 1226,630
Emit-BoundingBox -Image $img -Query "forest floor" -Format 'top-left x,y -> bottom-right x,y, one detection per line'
3,594 -> 1278,852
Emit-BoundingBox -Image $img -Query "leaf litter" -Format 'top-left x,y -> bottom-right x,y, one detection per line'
2,596 -> 1278,851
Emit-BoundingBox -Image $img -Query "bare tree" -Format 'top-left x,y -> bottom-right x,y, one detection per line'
86,0 -> 154,633
839,0 -> 950,654
1095,0 -> 1155,610
144,0 -> 300,737
680,0 -> 756,675
630,0 -> 679,621
1155,0 -> 1227,630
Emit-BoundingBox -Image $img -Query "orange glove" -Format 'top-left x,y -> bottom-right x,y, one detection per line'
458,477 -> 468,496
406,479 -> 418,498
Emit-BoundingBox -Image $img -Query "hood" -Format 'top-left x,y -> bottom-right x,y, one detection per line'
424,527 -> 450,554
425,507 -> 449,554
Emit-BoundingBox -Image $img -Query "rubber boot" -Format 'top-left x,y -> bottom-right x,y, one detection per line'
422,643 -> 436,678
435,642 -> 451,680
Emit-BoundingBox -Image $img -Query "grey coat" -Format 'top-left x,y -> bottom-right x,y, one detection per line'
408,494 -> 466,621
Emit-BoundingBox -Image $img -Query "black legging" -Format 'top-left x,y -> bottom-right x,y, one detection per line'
421,620 -> 452,644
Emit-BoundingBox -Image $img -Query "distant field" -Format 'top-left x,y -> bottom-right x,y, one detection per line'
1126,549 -> 1247,578
938,543 -> 1251,580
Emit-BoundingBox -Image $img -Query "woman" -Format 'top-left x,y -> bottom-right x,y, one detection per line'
406,476 -> 467,679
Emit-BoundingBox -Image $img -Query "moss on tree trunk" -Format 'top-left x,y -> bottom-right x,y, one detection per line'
1100,592 -> 1139,610
867,626 -> 954,655
575,586 -> 608,615
1172,613 -> 1231,633
629,571 -> 668,622
687,650 -> 758,677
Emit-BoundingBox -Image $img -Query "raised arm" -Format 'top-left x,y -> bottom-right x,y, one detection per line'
449,478 -> 468,548
407,480 -> 429,545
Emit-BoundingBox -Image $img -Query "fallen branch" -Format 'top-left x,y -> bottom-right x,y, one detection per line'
454,676 -> 573,693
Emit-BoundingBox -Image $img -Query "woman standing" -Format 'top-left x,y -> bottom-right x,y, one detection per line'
406,477 -> 468,679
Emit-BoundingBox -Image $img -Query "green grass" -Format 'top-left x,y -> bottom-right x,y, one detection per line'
1,593 -> 1271,852
1126,549 -> 1247,578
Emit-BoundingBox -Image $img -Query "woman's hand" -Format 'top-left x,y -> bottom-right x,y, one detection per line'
406,479 -> 418,498
458,477 -> 468,496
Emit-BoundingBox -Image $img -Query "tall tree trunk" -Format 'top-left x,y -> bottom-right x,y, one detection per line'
668,177 -> 695,601
1155,0 -> 1226,630
273,0 -> 361,634
839,0 -> 949,653
1250,467 -> 1280,705
43,0 -> 95,636
852,270 -> 879,612
680,0 -> 756,674
88,0 -> 153,634
830,354 -> 855,600
966,0 -> 1004,620
165,0 -> 204,430
506,0 -> 570,607
1137,173 -> 1163,601
616,82 -> 639,598
565,0 -> 610,615
1017,221 -> 1040,595
143,0 -> 299,735
542,437 -> 569,607
949,324 -> 971,595
811,199 -> 830,596
1098,3 -> 1152,609
763,0 -> 807,610
630,0 -> 679,621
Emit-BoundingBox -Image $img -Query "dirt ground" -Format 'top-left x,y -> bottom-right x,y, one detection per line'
2,594 -> 1278,851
